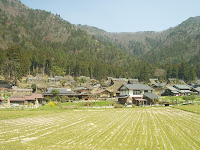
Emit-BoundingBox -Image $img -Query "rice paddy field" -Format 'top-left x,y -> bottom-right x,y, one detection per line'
0,107 -> 200,150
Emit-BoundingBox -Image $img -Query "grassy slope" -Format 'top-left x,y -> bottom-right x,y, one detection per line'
173,104 -> 200,114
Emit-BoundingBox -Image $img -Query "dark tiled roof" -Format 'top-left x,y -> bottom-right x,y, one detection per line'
144,93 -> 159,99
153,83 -> 165,87
74,87 -> 88,91
174,85 -> 191,90
194,87 -> 200,92
166,86 -> 178,91
122,84 -> 153,91
79,91 -> 92,95
0,83 -> 12,89
195,83 -> 200,86
44,88 -> 76,95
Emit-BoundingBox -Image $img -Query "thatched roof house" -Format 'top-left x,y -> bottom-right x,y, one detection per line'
107,80 -> 127,97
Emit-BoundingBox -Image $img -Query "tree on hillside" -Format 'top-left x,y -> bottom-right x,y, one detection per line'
31,84 -> 37,93
1,46 -> 23,84
51,66 -> 66,77
51,89 -> 60,96
139,65 -> 150,83
154,69 -> 167,81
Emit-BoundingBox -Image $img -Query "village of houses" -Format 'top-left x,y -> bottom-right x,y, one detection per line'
0,74 -> 200,108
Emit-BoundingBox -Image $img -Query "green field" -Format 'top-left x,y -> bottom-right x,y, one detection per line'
173,104 -> 200,114
0,107 -> 199,150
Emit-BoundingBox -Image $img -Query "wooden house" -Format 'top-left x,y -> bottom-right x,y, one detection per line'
24,94 -> 44,104
74,87 -> 89,93
78,91 -> 93,100
162,85 -> 192,96
43,88 -> 93,100
194,82 -> 200,88
173,85 -> 192,95
43,88 -> 77,98
0,94 -> 44,105
193,87 -> 200,95
74,87 -> 93,100
99,90 -> 112,98
161,86 -> 179,96
0,81 -> 12,92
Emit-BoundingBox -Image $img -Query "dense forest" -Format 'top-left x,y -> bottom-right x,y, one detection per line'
0,0 -> 199,84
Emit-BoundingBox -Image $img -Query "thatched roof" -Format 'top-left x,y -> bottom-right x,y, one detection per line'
128,79 -> 139,84
107,81 -> 126,93
153,83 -> 165,88
90,88 -> 104,95
149,78 -> 159,84
11,93 -> 31,98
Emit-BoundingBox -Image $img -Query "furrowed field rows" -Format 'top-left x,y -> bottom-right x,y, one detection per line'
0,108 -> 199,150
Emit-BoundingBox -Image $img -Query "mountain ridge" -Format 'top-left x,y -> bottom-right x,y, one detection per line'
77,16 -> 200,64
0,0 -> 199,82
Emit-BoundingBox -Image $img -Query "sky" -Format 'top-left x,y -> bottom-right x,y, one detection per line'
20,0 -> 200,32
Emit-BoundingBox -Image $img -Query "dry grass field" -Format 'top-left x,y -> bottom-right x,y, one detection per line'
0,107 -> 199,150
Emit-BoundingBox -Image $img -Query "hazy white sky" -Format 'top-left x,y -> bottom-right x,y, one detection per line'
20,0 -> 200,32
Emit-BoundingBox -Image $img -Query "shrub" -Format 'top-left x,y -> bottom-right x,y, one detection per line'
60,96 -> 70,103
114,104 -> 123,108
132,104 -> 136,107
71,97 -> 79,101
79,77 -> 87,83
82,102 -> 92,106
52,96 -> 61,102
158,101 -> 164,106
48,101 -> 55,107
44,96 -> 50,102
31,84 -> 36,93
183,96 -> 190,101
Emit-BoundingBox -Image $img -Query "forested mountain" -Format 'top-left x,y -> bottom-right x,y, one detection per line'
77,17 -> 200,65
0,0 -> 199,84
77,17 -> 200,81
0,0 -> 154,83
145,17 -> 200,64
77,24 -> 161,57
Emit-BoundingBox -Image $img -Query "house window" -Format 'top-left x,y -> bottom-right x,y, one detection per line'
133,90 -> 140,95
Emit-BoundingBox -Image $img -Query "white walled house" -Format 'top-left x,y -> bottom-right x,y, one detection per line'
119,84 -> 153,97
118,84 -> 158,106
